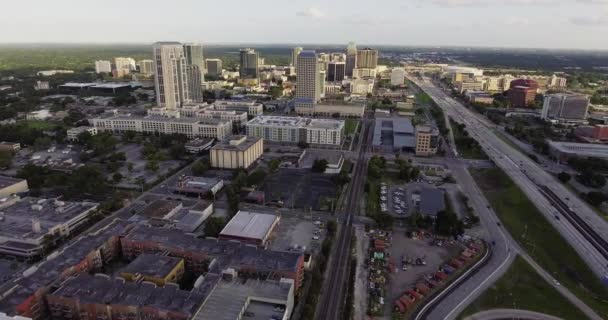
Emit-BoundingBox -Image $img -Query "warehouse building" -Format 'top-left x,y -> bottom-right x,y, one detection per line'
219,211 -> 280,246
210,135 -> 264,169
0,176 -> 29,197
246,116 -> 344,146
372,118 -> 416,153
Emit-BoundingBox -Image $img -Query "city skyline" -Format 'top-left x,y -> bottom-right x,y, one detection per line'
1,0 -> 608,50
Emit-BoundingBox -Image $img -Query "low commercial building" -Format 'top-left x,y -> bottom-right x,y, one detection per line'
415,125 -> 440,156
219,211 -> 280,246
172,176 -> 224,196
548,140 -> 608,162
246,116 -> 344,146
210,135 -> 264,169
465,91 -> 494,104
454,80 -> 484,93
372,118 -> 416,153
185,138 -> 214,153
299,150 -> 345,174
312,103 -> 366,118
541,93 -> 589,124
0,142 -> 20,153
89,115 -> 232,140
0,176 -> 29,197
66,126 -> 97,142
212,99 -> 264,116
0,197 -> 98,260
120,254 -> 185,286
174,201 -> 214,232
58,82 -> 133,96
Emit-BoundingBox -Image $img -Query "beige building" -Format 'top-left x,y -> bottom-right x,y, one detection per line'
66,126 -> 98,141
312,104 -> 365,118
0,176 -> 29,197
211,135 -> 264,169
415,125 -> 440,156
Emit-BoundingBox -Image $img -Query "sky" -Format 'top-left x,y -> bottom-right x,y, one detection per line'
1,0 -> 608,50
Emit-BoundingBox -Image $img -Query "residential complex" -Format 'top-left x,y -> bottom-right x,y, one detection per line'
210,135 -> 264,169
246,115 -> 344,146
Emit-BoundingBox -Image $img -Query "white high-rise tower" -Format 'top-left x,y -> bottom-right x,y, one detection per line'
153,42 -> 191,110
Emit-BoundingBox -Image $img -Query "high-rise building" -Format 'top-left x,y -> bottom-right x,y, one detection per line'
205,59 -> 223,77
115,57 -> 136,73
327,61 -> 346,82
346,42 -> 357,77
95,60 -> 112,74
541,93 -> 589,123
153,42 -> 191,109
187,65 -> 203,103
356,48 -> 378,69
331,53 -> 346,62
183,43 -> 205,82
391,68 -> 405,86
319,70 -> 326,99
295,50 -> 321,115
138,60 -> 154,75
240,48 -> 259,79
508,79 -> 538,108
292,47 -> 303,67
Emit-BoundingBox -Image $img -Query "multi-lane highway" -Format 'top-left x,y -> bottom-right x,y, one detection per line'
411,75 -> 608,279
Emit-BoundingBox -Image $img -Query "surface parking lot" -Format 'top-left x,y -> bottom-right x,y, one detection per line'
261,169 -> 337,210
268,216 -> 326,253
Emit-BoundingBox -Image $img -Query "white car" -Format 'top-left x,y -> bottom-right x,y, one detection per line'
312,236 -> 320,240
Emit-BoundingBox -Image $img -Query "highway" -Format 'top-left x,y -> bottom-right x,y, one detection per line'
463,309 -> 565,320
315,118 -> 374,320
410,75 -> 608,279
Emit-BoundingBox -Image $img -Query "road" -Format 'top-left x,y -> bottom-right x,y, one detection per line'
315,118 -> 374,320
463,309 -> 565,320
407,75 -> 604,320
410,75 -> 608,279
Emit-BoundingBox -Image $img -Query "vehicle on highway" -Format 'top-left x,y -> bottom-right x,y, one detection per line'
312,236 -> 320,240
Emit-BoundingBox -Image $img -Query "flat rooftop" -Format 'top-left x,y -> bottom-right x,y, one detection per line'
193,278 -> 292,320
211,135 -> 262,151
548,140 -> 608,158
120,254 -> 183,279
0,176 -> 25,189
418,187 -> 445,216
247,116 -> 308,127
0,197 -> 97,240
308,118 -> 345,130
97,114 -> 229,125
373,118 -> 415,148
140,199 -> 181,219
219,211 -> 279,242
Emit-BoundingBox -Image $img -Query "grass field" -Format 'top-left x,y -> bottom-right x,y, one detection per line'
470,167 -> 608,318
344,119 -> 359,136
20,120 -> 61,130
460,256 -> 589,320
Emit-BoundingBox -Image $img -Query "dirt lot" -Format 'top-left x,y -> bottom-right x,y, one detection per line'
384,228 -> 464,316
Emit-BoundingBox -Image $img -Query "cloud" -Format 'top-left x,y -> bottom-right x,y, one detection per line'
428,0 -> 563,6
296,7 -> 325,19
570,15 -> 608,25
504,16 -> 532,25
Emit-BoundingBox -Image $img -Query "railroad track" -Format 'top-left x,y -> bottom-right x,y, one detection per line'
316,119 -> 373,320
538,185 -> 608,260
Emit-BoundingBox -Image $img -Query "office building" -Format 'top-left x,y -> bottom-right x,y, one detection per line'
391,68 -> 406,86
138,59 -> 154,74
548,140 -> 608,162
352,68 -> 377,79
66,126 -> 97,142
0,176 -> 28,197
346,42 -> 357,77
153,42 -> 191,109
94,60 -> 111,74
246,116 -> 344,146
114,57 -> 136,74
291,46 -> 303,67
184,43 -> 205,81
187,64 -> 203,102
327,61 -> 346,82
212,99 -> 264,116
90,114 -> 232,140
508,79 -> 538,108
295,50 -> 321,115
415,125 -> 440,156
350,79 -> 375,95
356,48 -> 378,69
210,135 -> 264,169
205,58 -> 223,76
240,48 -> 259,79
372,118 -> 416,153
541,93 -> 589,123
219,210 -> 280,246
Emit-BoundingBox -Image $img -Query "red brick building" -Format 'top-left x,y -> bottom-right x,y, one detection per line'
508,79 -> 538,108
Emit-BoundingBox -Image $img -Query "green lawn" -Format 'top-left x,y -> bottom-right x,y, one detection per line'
470,167 -> 608,318
460,256 -> 589,320
344,119 -> 359,136
366,180 -> 380,216
20,120 -> 60,130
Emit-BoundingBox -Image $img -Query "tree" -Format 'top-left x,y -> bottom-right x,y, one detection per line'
169,143 -> 187,160
583,191 -> 608,206
204,217 -> 226,237
434,210 -> 464,238
33,137 -> 52,150
112,172 -> 123,184
192,159 -> 210,176
145,160 -> 159,172
372,213 -> 394,229
246,169 -> 267,187
557,171 -> 571,183
326,220 -> 337,237
127,162 -> 134,172
268,159 -> 280,172
0,152 -> 12,168
312,159 -> 328,173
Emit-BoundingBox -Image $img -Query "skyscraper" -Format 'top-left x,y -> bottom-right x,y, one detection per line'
183,43 -> 205,82
356,48 -> 378,69
346,42 -> 357,77
205,59 -> 223,77
153,42 -> 191,110
331,53 -> 346,62
138,60 -> 154,75
295,50 -> 321,115
239,48 -> 259,79
95,60 -> 112,74
327,61 -> 346,82
187,65 -> 203,102
292,47 -> 303,67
